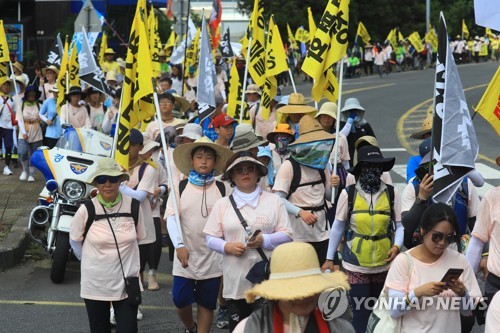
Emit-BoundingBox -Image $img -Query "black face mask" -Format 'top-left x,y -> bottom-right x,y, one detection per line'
359,166 -> 383,194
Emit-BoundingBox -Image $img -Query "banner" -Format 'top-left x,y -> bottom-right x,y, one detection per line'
79,28 -> 111,96
247,0 -> 266,87
425,28 -> 438,51
196,15 -> 217,122
209,0 -> 222,49
69,42 -> 80,88
356,21 -> 371,45
185,28 -> 200,70
148,5 -> 162,78
98,32 -> 107,69
170,17 -> 197,65
431,12 -> 479,204
462,20 -> 469,39
475,66 -> 500,135
307,7 -> 317,45
474,0 -> 500,31
0,20 -> 10,63
408,31 -> 424,53
287,23 -> 298,49
218,27 -> 234,58
226,57 -> 245,122
115,0 -> 155,170
56,38 -> 69,113
295,27 -> 309,43
302,0 -> 349,81
46,34 -> 63,68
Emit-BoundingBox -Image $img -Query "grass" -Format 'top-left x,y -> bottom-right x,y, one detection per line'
0,222 -> 12,243
22,239 -> 50,263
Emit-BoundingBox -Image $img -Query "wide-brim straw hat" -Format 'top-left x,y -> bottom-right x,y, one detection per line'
65,86 -> 86,101
348,145 -> 395,177
84,86 -> 106,103
11,75 -> 26,89
173,137 -> 234,176
172,93 -> 190,113
316,102 -> 338,120
245,84 -> 261,95
277,93 -> 316,114
88,157 -> 130,186
42,65 -> 60,77
106,71 -> 117,82
104,48 -> 116,55
288,115 -> 335,146
222,153 -> 268,180
266,123 -> 295,144
0,79 -> 13,94
12,62 -> 24,72
410,115 -> 432,139
245,242 -> 350,303
353,135 -> 379,164
230,124 -> 268,152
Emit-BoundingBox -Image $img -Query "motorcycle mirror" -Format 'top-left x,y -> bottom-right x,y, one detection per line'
46,179 -> 58,193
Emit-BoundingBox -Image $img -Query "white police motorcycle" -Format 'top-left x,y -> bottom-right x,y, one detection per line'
28,127 -> 112,283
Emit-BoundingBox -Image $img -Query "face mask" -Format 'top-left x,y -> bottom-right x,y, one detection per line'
275,134 -> 291,154
359,166 -> 383,194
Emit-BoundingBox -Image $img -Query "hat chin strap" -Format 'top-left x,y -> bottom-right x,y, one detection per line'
269,267 -> 321,280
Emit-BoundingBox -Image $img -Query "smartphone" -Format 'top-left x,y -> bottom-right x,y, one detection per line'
414,166 -> 429,181
440,268 -> 464,283
248,229 -> 262,243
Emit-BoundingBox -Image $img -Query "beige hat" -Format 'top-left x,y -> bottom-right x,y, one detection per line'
172,93 -> 190,113
316,102 -> 338,120
341,98 -> 366,120
222,151 -> 268,181
106,71 -> 117,82
177,123 -> 203,140
140,136 -> 160,155
245,84 -> 261,95
230,124 -> 268,152
173,137 -> 234,176
410,115 -> 432,139
42,65 -> 60,77
245,242 -> 349,302
277,93 -> 317,114
12,62 -> 24,72
353,135 -> 379,164
88,157 -> 130,186
288,115 -> 335,146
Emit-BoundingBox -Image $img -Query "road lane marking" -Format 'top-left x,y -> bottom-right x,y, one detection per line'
0,299 -> 177,311
381,148 -> 408,152
305,83 -> 395,104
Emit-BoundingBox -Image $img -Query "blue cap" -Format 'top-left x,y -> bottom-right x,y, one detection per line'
129,128 -> 143,145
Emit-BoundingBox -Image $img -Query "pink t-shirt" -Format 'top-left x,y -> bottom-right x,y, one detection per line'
70,195 -> 146,301
273,160 -> 330,242
329,133 -> 350,163
204,191 -> 293,299
167,181 -> 224,279
471,186 -> 500,277
124,162 -> 158,245
60,104 -> 91,128
385,248 -> 481,333
17,103 -> 43,142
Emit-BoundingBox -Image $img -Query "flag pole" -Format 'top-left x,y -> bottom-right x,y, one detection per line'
239,32 -> 252,123
152,89 -> 184,243
8,62 -> 20,97
110,83 -> 125,159
181,0 -> 192,96
331,61 -> 344,204
288,68 -> 297,93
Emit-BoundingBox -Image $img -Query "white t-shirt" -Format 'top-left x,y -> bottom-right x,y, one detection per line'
70,195 -> 146,301
204,191 -> 292,299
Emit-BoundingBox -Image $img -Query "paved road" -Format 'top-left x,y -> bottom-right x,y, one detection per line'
1,62 -> 498,332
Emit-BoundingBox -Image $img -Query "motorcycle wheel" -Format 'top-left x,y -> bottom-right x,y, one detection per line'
50,232 -> 70,284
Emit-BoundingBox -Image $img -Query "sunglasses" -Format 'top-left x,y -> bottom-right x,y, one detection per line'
233,165 -> 256,175
431,232 -> 457,244
95,175 -> 121,185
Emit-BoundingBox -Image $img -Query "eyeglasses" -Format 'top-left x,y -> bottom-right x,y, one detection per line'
95,175 -> 121,185
431,232 -> 457,244
160,100 -> 173,105
233,165 -> 256,175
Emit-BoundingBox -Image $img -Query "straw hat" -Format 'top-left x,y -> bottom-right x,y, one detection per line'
288,115 -> 335,146
11,75 -> 26,89
230,124 -> 268,152
172,93 -> 190,113
222,151 -> 268,181
277,93 -> 316,114
42,65 -> 60,77
0,79 -> 13,94
88,157 -> 130,186
84,86 -> 106,103
106,71 -> 117,82
245,242 -> 349,302
410,115 -> 432,139
104,48 -> 116,55
353,135 -> 379,164
12,62 -> 24,72
316,102 -> 338,120
266,123 -> 295,144
348,145 -> 395,177
140,136 -> 160,155
173,137 -> 234,176
245,84 -> 261,95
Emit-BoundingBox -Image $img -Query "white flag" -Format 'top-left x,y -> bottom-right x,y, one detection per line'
474,0 -> 500,31
196,14 -> 217,122
170,17 -> 197,65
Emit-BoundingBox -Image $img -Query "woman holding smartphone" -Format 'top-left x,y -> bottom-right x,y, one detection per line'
384,203 -> 481,333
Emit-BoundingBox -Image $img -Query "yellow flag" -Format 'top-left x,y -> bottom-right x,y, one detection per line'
0,62 -> 8,86
302,0 -> 350,82
165,30 -> 176,49
356,21 -> 371,45
287,24 -> 298,49
486,28 -> 496,39
148,6 -> 162,78
186,28 -> 200,69
425,28 -> 438,50
398,30 -> 405,42
246,0 -> 266,87
56,37 -> 69,114
98,32 -> 107,69
227,57 -> 246,122
115,0 -> 155,170
0,20 -> 10,63
462,20 -> 469,39
311,66 -> 339,102
408,31 -> 424,53
307,7 -> 317,45
475,66 -> 500,135
68,43 -> 80,88
295,27 -> 309,43
386,28 -> 398,49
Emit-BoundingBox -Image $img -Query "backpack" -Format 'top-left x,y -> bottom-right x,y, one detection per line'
178,178 -> 226,197
286,157 -> 326,200
85,104 -> 107,117
82,198 -> 141,241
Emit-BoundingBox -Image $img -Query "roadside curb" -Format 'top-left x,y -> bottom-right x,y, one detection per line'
0,206 -> 34,270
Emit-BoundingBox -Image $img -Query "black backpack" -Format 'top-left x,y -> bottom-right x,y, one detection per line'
178,178 -> 226,197
286,157 -> 326,200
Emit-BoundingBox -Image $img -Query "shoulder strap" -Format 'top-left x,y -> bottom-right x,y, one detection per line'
215,180 -> 226,197
385,184 -> 395,222
131,198 -> 140,226
85,104 -> 91,116
133,162 -> 149,190
251,102 -> 260,129
228,195 -> 268,262
287,158 -> 302,200
346,185 -> 357,228
179,178 -> 189,197
83,200 -> 96,242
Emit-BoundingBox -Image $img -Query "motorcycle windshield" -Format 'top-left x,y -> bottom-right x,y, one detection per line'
55,128 -> 113,157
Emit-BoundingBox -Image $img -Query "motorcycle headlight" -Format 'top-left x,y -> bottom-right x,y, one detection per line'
62,180 -> 85,200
